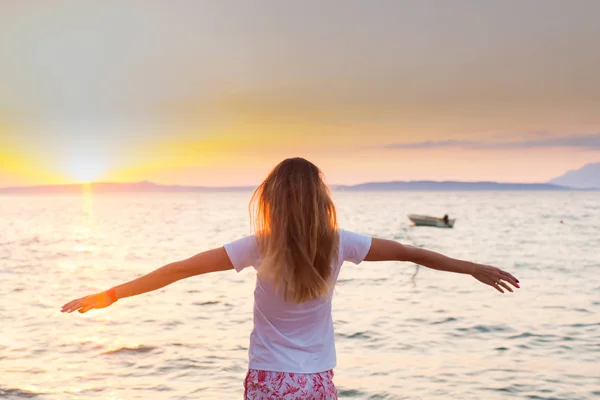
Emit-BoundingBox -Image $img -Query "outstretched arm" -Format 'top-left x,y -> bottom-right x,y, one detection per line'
364,238 -> 520,293
61,247 -> 233,314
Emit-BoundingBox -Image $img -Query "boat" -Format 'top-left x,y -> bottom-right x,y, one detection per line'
408,214 -> 455,228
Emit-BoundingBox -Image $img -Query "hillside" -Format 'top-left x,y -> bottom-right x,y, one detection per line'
548,163 -> 600,189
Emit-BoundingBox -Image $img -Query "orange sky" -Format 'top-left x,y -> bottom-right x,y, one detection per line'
1,2 -> 599,187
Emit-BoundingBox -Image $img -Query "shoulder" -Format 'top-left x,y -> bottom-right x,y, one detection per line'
338,229 -> 372,264
339,229 -> 372,245
223,235 -> 260,272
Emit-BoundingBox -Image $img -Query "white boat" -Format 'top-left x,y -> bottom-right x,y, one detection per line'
408,214 -> 455,228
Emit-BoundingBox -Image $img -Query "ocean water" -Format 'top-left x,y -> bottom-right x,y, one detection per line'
1,191 -> 599,400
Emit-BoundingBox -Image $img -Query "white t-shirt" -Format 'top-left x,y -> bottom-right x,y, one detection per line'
224,229 -> 372,373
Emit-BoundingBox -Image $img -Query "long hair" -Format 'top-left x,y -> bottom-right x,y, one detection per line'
250,157 -> 339,303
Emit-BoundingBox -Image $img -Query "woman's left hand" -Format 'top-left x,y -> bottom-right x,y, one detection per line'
61,292 -> 115,314
472,264 -> 520,293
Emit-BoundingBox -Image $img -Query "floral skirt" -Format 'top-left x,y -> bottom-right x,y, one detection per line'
244,369 -> 337,399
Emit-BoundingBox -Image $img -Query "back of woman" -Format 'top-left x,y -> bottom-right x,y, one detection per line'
225,158 -> 371,398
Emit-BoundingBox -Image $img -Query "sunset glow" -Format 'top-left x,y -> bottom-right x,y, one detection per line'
1,2 -> 599,187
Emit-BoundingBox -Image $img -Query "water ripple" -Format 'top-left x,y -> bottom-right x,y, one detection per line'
0,387 -> 39,398
104,345 -> 158,355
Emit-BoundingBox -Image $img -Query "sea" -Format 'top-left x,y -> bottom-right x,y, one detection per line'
1,191 -> 599,399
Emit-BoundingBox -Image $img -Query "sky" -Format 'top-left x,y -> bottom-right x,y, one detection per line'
1,0 -> 599,187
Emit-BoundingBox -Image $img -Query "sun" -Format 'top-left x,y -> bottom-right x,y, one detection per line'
63,154 -> 109,183
69,165 -> 106,183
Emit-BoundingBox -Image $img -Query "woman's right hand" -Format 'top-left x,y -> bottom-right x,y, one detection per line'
61,291 -> 116,314
471,264 -> 520,293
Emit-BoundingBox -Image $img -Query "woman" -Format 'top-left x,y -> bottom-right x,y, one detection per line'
62,157 -> 519,399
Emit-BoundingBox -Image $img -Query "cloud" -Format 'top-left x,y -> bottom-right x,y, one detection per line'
477,134 -> 600,150
385,134 -> 600,151
384,139 -> 478,149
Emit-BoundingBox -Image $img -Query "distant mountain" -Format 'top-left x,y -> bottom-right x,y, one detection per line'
548,163 -> 600,189
334,181 -> 568,191
0,180 -> 573,193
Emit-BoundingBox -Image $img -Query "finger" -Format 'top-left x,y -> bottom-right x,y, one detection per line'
498,281 -> 513,293
61,299 -> 79,312
67,300 -> 86,313
492,283 -> 504,293
79,305 -> 94,314
505,277 -> 520,289
500,271 -> 520,286
62,296 -> 89,312
62,300 -> 81,313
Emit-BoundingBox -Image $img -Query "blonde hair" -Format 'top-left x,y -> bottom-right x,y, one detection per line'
250,157 -> 339,303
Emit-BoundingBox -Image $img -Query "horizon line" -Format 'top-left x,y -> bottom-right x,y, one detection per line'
0,178 -> 575,191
